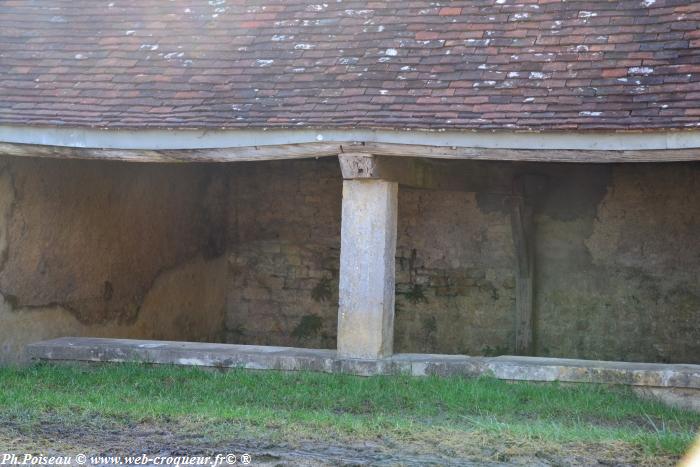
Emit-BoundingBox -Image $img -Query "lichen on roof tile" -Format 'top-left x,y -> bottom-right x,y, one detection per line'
0,0 -> 698,131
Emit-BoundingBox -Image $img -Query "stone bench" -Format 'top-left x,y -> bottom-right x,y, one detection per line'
28,337 -> 700,412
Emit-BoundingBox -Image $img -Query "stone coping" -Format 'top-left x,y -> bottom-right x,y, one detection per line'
27,337 -> 700,390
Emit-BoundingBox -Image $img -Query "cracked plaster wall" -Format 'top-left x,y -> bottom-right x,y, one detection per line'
0,157 -> 228,364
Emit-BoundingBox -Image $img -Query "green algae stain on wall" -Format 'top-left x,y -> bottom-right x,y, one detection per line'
291,314 -> 324,340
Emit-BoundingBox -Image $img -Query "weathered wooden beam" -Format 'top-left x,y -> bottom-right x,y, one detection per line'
0,140 -> 699,164
0,142 -> 341,163
510,175 -> 540,356
338,153 -> 514,193
351,142 -> 700,163
338,152 -> 442,185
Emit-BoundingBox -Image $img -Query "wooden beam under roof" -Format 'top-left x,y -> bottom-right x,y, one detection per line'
1,140 -> 699,163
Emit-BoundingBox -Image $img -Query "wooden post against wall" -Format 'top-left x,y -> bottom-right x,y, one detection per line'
510,175 -> 541,356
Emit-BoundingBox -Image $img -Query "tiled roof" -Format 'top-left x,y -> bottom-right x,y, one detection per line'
1,0 -> 699,131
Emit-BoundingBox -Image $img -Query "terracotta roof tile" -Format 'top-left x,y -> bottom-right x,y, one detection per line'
0,0 -> 699,131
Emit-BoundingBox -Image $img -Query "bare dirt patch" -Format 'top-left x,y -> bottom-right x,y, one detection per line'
0,415 -> 679,466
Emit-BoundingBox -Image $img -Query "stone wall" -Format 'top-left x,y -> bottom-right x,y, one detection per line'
0,155 -> 698,364
224,161 -> 341,350
223,158 -> 700,364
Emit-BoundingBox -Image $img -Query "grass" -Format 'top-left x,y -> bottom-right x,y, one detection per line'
0,363 -> 698,461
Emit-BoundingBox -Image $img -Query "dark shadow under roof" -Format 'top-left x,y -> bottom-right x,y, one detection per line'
1,0 -> 699,131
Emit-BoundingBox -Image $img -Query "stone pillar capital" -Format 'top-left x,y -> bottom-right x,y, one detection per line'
338,153 -> 392,180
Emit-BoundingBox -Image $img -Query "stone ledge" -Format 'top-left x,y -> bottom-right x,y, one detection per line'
27,337 -> 700,391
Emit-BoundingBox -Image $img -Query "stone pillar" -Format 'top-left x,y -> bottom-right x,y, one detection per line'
337,154 -> 398,359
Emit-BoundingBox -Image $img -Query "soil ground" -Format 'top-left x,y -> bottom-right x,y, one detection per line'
1,413 -> 690,466
1,364 -> 698,466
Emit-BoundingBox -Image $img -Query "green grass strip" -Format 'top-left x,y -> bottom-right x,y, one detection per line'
0,363 -> 697,456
